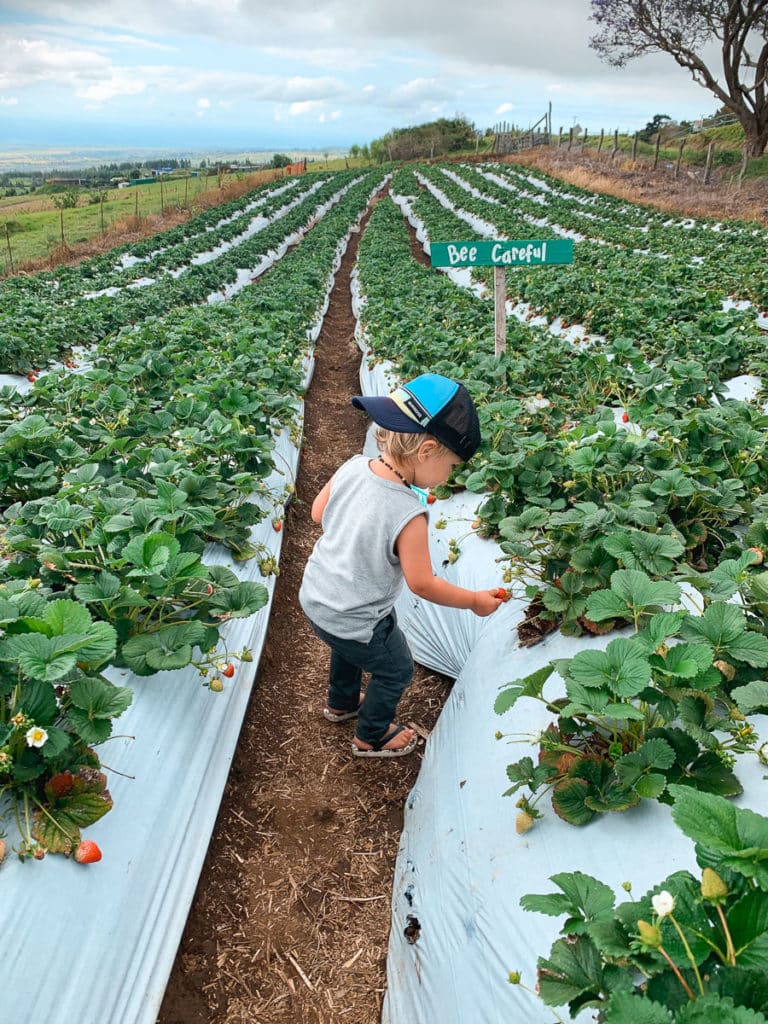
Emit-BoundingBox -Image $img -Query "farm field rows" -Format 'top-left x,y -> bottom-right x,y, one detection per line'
1,160 -> 767,1024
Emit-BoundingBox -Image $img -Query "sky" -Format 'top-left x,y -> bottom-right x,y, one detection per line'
0,0 -> 724,158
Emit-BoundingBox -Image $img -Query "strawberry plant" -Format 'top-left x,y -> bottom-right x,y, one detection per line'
495,569 -> 768,827
0,584 -> 132,857
514,787 -> 768,1021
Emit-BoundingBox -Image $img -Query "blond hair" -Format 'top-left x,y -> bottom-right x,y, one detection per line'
374,427 -> 452,461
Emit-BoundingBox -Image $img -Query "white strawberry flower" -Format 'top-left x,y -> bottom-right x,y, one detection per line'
651,890 -> 675,918
523,394 -> 550,413
25,726 -> 49,748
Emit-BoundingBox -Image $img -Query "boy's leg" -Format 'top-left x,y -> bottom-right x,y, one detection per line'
354,613 -> 413,746
307,620 -> 363,713
307,614 -> 414,744
327,648 -> 363,713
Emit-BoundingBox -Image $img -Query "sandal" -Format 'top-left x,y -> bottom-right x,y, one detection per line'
352,724 -> 418,759
323,696 -> 364,723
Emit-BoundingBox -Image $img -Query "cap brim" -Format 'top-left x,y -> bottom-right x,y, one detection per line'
351,395 -> 426,433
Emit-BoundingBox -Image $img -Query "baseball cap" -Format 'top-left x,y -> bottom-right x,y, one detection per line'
352,372 -> 481,462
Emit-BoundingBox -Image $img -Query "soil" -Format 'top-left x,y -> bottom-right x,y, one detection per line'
158,193 -> 452,1024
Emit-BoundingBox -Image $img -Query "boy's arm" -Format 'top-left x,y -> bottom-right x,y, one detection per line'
310,477 -> 333,524
396,515 -> 502,617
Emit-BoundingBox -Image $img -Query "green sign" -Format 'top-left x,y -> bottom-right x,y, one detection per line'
430,239 -> 573,268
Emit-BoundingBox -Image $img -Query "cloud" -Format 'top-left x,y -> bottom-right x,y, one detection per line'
0,96 -> 20,106
385,77 -> 455,110
496,102 -> 514,114
289,100 -> 325,117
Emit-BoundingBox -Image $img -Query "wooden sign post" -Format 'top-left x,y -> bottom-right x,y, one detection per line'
430,239 -> 574,355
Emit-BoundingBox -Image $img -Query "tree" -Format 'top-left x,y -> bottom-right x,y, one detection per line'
590,1 -> 768,156
639,112 -> 671,141
269,153 -> 291,168
349,144 -> 360,159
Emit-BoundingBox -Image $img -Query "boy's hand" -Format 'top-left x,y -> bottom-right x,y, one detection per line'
471,589 -> 505,617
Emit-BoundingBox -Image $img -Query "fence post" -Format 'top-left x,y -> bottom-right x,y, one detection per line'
184,173 -> 189,208
558,126 -> 563,147
134,188 -> 139,221
4,224 -> 13,275
611,128 -> 619,159
653,134 -> 661,169
597,128 -> 604,154
568,127 -> 574,151
60,209 -> 65,247
631,132 -> 638,161
738,149 -> 750,188
674,137 -> 686,179
582,128 -> 589,150
160,176 -> 164,213
703,141 -> 715,184
100,194 -> 105,236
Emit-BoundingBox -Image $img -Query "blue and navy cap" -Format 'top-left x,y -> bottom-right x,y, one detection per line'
352,372 -> 481,462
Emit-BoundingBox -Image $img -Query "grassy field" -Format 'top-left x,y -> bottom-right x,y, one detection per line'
0,168 -> 285,271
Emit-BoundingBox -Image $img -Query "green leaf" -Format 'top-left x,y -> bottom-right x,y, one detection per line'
69,676 -> 133,719
584,588 -> 628,623
731,680 -> 768,714
0,634 -> 78,681
121,621 -> 208,675
208,580 -> 269,618
18,677 -> 58,725
615,739 -> 676,786
635,774 -> 667,799
520,871 -> 616,932
74,572 -> 122,602
669,786 -> 768,889
43,600 -> 93,637
676,993 -> 768,1024
650,643 -> 714,679
552,777 -> 597,826
536,935 -> 605,1009
603,992 -> 673,1024
567,638 -> 651,698
728,891 -> 768,970
494,665 -> 554,715
32,789 -> 112,855
609,569 -> 681,613
38,725 -> 71,760
682,604 -> 768,666
122,531 -> 180,574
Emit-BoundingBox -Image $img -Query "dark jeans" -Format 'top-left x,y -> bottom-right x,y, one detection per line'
308,612 -> 414,745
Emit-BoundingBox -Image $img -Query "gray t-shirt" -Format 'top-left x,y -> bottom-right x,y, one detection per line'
299,455 -> 427,642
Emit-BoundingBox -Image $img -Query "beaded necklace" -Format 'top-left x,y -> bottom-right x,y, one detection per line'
377,455 -> 412,489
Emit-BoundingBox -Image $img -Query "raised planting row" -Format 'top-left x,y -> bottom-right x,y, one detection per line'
0,170 -> 364,375
0,175 -> 303,303
354,193 -> 767,828
401,166 -> 767,381
0,171 -> 385,860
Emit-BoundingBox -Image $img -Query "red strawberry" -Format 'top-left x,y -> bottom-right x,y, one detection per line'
27,372 -> 37,383
206,583 -> 213,595
222,663 -> 235,678
621,412 -> 630,423
272,520 -> 283,532
74,840 -> 102,864
426,493 -> 436,504
494,587 -> 510,602
0,838 -> 6,863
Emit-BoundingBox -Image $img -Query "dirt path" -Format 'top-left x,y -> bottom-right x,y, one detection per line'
159,195 -> 452,1024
